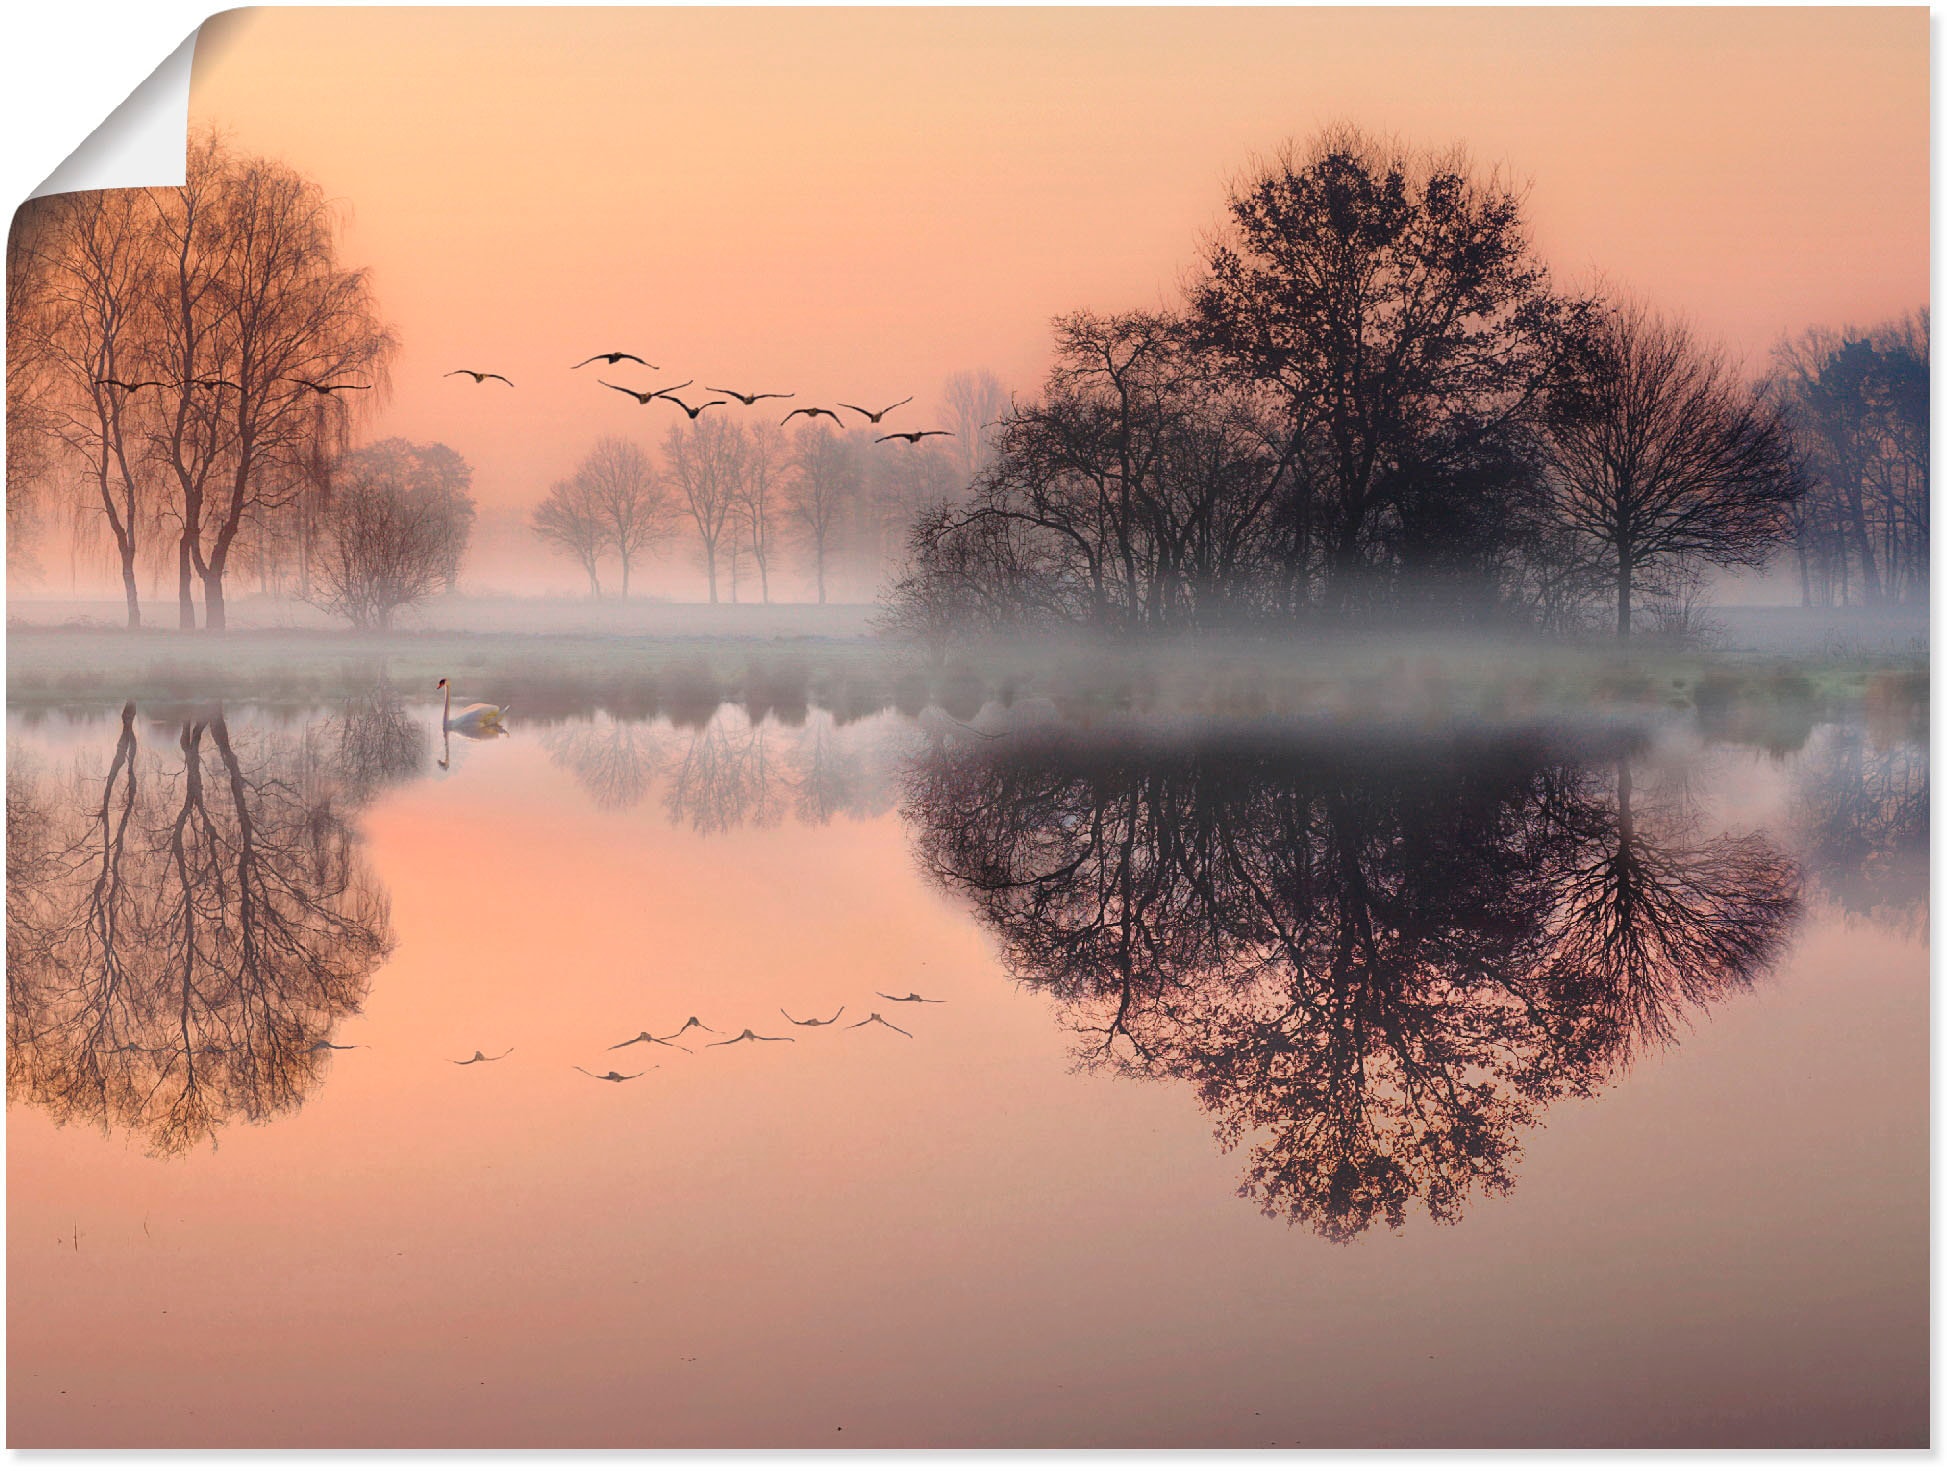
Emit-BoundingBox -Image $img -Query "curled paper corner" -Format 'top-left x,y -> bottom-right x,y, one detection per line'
27,25 -> 201,200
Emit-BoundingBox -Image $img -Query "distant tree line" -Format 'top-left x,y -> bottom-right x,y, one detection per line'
529,369 -> 1005,605
885,126 -> 1921,647
1768,315 -> 1929,608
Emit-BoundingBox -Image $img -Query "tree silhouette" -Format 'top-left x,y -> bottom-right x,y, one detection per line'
1545,299 -> 1802,639
1191,125 -> 1570,615
905,727 -> 1800,1241
8,705 -> 393,1155
531,473 -> 609,597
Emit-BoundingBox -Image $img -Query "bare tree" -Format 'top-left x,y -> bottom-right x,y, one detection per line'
739,421 -> 786,603
152,133 -> 397,631
306,443 -> 477,629
664,418 -> 745,603
574,435 -> 673,598
8,190 -> 161,626
1545,300 -> 1802,639
787,423 -> 857,603
941,368 -> 1007,486
1193,125 -> 1568,614
531,474 -> 608,596
1771,314 -> 1929,607
4,213 -> 59,581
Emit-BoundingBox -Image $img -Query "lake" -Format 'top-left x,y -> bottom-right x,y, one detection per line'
5,680 -> 1928,1448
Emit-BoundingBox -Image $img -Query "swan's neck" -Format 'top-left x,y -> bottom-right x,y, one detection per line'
442,683 -> 451,726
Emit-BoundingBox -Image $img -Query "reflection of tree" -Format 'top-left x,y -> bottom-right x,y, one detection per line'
792,713 -> 871,825
664,714 -> 784,834
1544,763 -> 1800,1064
1792,727 -> 1929,929
544,705 -> 899,832
8,705 -> 393,1156
309,681 -> 428,804
906,732 -> 1800,1242
542,714 -> 663,812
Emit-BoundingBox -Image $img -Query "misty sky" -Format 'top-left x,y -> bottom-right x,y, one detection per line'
186,6 -> 1926,533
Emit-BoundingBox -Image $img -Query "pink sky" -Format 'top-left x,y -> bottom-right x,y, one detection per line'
187,7 -> 1928,522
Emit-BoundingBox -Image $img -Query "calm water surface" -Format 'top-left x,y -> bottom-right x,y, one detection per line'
6,689 -> 1927,1447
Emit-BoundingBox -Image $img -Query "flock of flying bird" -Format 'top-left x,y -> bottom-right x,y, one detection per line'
436,992 -> 950,1074
312,992 -> 948,1082
95,349 -> 957,444
447,349 -> 957,443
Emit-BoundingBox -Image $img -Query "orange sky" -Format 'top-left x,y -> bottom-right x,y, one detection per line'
188,7 -> 1928,521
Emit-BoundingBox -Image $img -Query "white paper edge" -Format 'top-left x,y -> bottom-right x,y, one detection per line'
27,25 -> 200,200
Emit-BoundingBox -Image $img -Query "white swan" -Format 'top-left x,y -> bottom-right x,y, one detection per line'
437,678 -> 509,733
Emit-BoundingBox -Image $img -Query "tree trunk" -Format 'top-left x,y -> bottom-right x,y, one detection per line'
202,567 -> 226,632
177,536 -> 197,629
815,546 -> 827,605
1616,555 -> 1632,642
121,555 -> 141,630
704,543 -> 719,604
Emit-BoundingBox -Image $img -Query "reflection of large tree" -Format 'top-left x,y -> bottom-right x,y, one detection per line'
907,732 -> 1799,1242
8,704 -> 393,1155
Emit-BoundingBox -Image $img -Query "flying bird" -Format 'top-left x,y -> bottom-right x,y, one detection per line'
609,1030 -> 693,1053
662,1017 -> 720,1040
445,369 -> 515,386
576,1067 -> 647,1082
780,1007 -> 845,1027
93,377 -> 168,394
876,431 -> 954,445
706,1029 -> 796,1047
707,386 -> 794,405
877,991 -> 946,1003
189,377 -> 240,393
572,351 -> 657,370
452,1048 -> 514,1065
662,395 -> 727,420
840,396 -> 913,424
283,377 -> 372,395
848,1013 -> 913,1037
602,378 -> 692,405
781,406 -> 844,426
308,1040 -> 359,1052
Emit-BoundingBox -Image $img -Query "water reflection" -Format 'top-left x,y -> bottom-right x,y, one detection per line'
1793,726 -> 1929,931
5,693 -> 1921,1224
7,702 -> 394,1156
903,728 -> 1803,1241
539,706 -> 896,830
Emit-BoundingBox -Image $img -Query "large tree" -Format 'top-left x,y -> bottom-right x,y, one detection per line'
7,190 -> 161,626
1192,126 -> 1570,614
1545,300 -> 1801,639
151,132 -> 397,631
